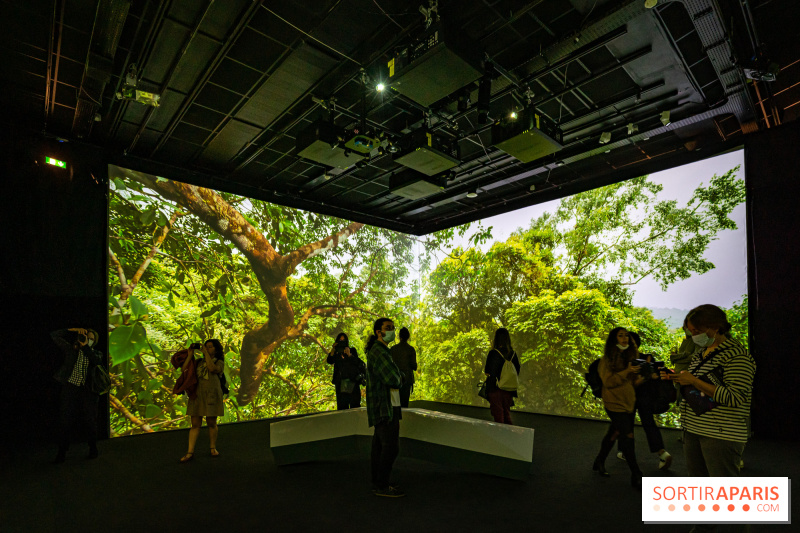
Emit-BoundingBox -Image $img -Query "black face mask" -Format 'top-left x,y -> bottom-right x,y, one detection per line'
337,339 -> 349,348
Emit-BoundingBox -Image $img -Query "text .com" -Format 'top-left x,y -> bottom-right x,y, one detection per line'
642,477 -> 790,524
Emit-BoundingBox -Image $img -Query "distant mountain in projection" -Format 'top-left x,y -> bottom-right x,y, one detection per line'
647,307 -> 690,329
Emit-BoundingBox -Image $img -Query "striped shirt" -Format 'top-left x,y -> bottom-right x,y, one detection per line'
680,338 -> 755,443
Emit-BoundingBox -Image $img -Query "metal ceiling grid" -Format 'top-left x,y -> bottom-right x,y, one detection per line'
1,0 -> 797,234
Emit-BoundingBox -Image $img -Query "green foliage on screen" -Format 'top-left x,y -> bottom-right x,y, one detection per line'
106,164 -> 746,436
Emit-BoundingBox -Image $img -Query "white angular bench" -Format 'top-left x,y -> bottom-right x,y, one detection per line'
269,408 -> 534,480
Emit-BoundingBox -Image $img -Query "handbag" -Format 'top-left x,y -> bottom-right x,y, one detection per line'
680,353 -> 723,416
477,380 -> 489,400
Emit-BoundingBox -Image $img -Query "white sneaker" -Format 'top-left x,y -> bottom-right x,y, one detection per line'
616,451 -> 626,461
659,451 -> 672,470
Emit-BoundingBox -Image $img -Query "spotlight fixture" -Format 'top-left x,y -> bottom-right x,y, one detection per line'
599,131 -> 612,144
644,0 -> 658,8
466,190 -> 478,199
555,160 -> 565,166
387,142 -> 400,154
529,184 -> 536,191
376,83 -> 386,92
660,110 -> 671,127
627,123 -> 639,135
509,111 -> 518,120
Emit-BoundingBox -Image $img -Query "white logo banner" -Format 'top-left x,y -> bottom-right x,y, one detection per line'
642,477 -> 791,524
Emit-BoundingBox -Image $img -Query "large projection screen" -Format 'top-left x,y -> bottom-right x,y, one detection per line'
107,150 -> 747,436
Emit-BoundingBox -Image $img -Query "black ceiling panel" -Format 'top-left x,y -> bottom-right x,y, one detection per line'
2,0 -> 796,234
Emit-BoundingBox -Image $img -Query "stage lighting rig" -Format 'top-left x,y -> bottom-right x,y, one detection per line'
492,107 -> 563,162
115,66 -> 160,107
383,5 -> 483,107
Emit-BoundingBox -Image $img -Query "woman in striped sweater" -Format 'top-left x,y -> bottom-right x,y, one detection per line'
670,304 -> 756,481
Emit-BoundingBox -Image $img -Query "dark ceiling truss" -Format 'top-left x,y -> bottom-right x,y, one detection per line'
2,0 -> 798,235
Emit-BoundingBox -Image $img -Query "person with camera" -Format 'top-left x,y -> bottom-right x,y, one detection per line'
51,327 -> 104,462
179,339 -> 225,463
326,333 -> 366,410
616,331 -> 672,470
592,327 -> 644,489
665,305 -> 755,532
390,327 -> 417,408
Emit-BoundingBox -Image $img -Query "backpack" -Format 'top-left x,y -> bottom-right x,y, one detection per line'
497,350 -> 519,391
582,358 -> 603,399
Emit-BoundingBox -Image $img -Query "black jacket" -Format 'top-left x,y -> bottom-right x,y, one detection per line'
327,348 -> 366,386
484,348 -> 521,397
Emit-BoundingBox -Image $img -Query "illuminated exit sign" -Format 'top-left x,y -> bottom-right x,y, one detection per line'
46,157 -> 67,169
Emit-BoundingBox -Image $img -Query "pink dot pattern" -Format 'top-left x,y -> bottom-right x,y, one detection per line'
651,502 -> 754,512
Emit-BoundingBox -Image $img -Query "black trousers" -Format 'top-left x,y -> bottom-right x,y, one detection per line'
371,407 -> 401,489
635,400 -> 665,453
58,382 -> 98,450
597,409 -> 641,475
335,386 -> 361,410
399,382 -> 412,408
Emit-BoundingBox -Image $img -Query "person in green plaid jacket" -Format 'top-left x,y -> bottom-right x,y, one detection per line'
366,317 -> 404,497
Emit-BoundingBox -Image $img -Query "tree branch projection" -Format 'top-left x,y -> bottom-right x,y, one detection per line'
118,168 -> 364,404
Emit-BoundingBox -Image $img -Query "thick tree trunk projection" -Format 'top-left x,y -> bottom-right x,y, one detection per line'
118,168 -> 363,404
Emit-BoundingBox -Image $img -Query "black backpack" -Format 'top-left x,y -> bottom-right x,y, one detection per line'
219,371 -> 230,397
582,358 -> 603,399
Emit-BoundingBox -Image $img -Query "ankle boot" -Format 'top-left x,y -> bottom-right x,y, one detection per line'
593,458 -> 610,477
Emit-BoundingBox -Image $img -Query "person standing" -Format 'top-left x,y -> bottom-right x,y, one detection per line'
592,327 -> 644,489
669,305 -> 755,533
51,327 -> 103,462
327,333 -> 366,410
483,328 -> 520,425
366,317 -> 404,497
178,339 -> 225,463
390,327 -> 417,408
618,331 -> 672,470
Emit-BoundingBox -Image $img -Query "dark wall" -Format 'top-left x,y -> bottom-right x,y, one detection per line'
0,127 -> 109,448
745,120 -> 800,441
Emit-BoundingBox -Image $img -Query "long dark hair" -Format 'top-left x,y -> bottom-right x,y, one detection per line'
603,327 -> 634,369
366,317 -> 392,352
204,338 -> 224,361
492,327 -> 513,357
336,332 -> 350,346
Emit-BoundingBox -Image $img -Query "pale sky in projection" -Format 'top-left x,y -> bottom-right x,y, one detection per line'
443,149 -> 747,310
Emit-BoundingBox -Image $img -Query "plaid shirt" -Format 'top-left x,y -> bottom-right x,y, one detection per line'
67,347 -> 90,386
366,341 -> 402,427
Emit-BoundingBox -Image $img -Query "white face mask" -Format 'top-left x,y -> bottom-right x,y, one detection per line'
616,343 -> 629,351
87,338 -> 96,347
691,332 -> 715,347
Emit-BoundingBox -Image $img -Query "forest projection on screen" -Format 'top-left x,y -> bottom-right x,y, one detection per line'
107,162 -> 747,436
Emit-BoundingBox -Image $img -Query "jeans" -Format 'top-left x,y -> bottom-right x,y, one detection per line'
371,407 -> 401,489
488,389 -> 514,424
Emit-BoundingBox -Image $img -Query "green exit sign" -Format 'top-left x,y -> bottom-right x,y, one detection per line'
46,157 -> 67,169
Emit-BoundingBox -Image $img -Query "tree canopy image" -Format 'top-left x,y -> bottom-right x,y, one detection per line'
107,163 -> 746,436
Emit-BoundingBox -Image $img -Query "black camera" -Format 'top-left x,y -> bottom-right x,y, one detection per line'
190,342 -> 202,350
76,333 -> 87,343
633,358 -> 664,377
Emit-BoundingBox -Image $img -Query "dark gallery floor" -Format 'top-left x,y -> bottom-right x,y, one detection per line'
1,401 -> 796,533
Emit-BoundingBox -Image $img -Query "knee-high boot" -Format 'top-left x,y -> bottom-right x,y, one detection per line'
618,436 -> 643,488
